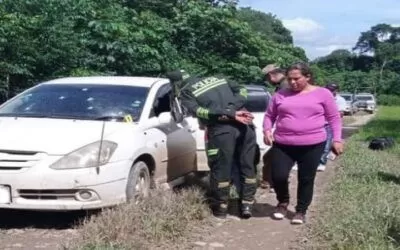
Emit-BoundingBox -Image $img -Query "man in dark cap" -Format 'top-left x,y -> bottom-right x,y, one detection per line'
166,70 -> 258,219
259,64 -> 291,191
262,64 -> 289,92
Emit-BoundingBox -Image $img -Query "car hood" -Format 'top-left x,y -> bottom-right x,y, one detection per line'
0,117 -> 131,155
358,100 -> 375,104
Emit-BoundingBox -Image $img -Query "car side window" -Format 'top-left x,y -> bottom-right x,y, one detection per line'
150,83 -> 172,118
244,89 -> 271,112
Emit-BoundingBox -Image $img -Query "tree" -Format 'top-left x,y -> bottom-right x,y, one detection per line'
237,7 -> 293,44
0,0 -> 307,99
312,23 -> 400,98
313,49 -> 354,72
353,23 -> 396,53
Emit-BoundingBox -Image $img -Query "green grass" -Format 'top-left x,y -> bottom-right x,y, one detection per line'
357,107 -> 400,148
309,106 -> 400,250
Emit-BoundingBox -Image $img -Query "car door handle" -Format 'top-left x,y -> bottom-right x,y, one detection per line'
188,128 -> 196,133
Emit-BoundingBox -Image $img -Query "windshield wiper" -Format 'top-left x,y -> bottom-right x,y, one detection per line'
94,115 -> 126,121
0,113 -> 51,118
0,113 -> 135,122
0,113 -> 91,120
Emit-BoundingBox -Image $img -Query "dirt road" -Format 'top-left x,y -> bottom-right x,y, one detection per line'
0,114 -> 375,250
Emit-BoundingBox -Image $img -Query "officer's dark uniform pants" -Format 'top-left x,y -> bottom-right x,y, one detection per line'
206,123 -> 257,205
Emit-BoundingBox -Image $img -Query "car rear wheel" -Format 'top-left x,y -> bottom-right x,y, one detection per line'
126,161 -> 151,203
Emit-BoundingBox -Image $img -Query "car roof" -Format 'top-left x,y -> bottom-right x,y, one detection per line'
356,92 -> 373,95
42,76 -> 168,87
245,84 -> 271,94
245,84 -> 267,90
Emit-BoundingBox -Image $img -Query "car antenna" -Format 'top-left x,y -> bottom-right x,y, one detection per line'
96,120 -> 106,174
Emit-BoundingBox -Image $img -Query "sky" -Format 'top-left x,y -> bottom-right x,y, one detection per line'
238,0 -> 400,59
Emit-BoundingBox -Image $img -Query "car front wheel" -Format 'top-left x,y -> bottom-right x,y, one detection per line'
126,161 -> 151,203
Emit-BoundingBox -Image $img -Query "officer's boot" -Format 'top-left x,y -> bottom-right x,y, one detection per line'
240,200 -> 254,219
212,203 -> 228,219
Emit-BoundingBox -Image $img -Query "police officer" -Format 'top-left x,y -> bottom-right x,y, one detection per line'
166,70 -> 258,219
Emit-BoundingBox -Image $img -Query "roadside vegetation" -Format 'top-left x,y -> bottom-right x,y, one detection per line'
310,106 -> 400,249
1,1 -> 400,104
67,188 -> 211,250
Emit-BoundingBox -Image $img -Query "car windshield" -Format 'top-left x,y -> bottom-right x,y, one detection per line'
244,89 -> 270,112
340,95 -> 352,101
0,84 -> 149,122
356,95 -> 373,101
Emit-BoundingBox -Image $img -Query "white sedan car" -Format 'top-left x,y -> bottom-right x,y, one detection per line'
0,76 -> 201,210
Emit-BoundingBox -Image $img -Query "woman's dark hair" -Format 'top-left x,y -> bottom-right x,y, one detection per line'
286,62 -> 315,84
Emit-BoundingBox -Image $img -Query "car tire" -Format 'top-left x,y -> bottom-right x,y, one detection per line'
183,171 -> 210,190
126,161 -> 151,203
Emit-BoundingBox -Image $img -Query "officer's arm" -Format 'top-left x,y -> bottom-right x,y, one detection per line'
180,88 -> 236,120
228,80 -> 247,108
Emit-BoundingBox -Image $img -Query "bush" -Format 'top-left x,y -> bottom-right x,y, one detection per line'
377,94 -> 400,106
66,188 -> 211,250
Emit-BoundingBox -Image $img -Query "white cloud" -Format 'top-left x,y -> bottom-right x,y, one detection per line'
301,34 -> 358,59
315,44 -> 352,52
239,0 -> 400,58
282,17 -> 324,42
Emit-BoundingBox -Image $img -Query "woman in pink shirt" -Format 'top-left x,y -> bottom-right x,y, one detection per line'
263,62 -> 343,224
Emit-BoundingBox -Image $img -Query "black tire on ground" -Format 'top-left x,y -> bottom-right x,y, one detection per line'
126,161 -> 151,202
190,171 -> 210,190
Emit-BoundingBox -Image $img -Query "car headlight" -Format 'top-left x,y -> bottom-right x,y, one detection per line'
50,141 -> 118,170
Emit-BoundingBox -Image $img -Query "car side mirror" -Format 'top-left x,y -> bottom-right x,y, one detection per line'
158,112 -> 172,125
139,112 -> 171,130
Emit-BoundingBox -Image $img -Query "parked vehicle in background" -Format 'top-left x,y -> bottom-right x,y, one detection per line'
243,85 -> 272,160
186,84 -> 273,172
0,76 -> 202,211
355,93 -> 377,113
339,93 -> 359,115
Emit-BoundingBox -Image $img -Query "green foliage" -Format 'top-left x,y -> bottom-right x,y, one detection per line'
353,23 -> 400,54
0,0 -> 306,99
377,95 -> 400,106
237,7 -> 293,44
312,23 -> 400,97
310,107 -> 400,249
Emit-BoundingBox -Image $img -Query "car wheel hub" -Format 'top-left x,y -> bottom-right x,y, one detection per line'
134,171 -> 148,203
